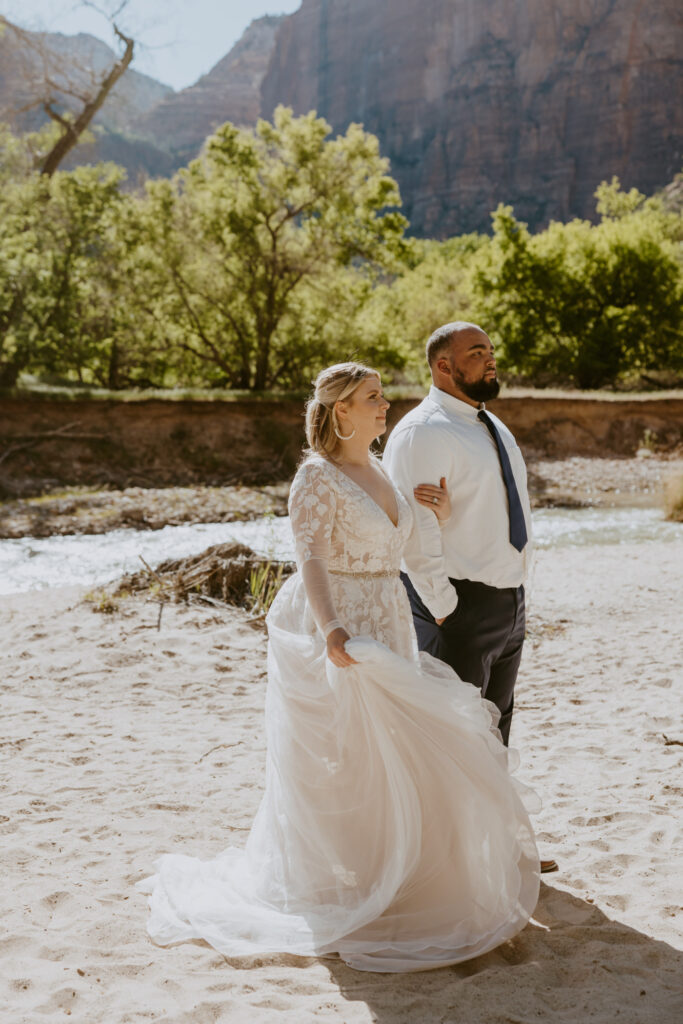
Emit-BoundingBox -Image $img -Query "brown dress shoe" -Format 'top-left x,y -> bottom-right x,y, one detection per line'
540,858 -> 559,873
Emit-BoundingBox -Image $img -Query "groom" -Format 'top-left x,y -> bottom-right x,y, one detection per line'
384,321 -> 557,872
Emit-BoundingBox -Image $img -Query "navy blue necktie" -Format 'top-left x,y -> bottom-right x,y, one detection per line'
477,409 -> 528,552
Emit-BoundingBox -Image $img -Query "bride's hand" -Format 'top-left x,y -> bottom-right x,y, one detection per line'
414,476 -> 450,522
326,627 -> 358,668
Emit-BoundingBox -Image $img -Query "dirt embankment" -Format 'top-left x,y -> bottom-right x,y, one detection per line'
0,393 -> 681,498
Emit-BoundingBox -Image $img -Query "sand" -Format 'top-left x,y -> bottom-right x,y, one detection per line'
1,538 -> 682,1023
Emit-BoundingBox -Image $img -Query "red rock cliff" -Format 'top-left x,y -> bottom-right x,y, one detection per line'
260,0 -> 683,235
132,15 -> 285,166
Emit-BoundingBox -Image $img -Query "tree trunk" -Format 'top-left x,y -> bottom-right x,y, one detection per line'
39,27 -> 134,177
254,336 -> 271,390
107,340 -> 120,389
0,359 -> 22,388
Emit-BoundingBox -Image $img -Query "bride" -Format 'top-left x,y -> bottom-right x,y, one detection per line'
138,362 -> 540,972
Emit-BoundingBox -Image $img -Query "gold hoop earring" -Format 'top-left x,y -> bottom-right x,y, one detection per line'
334,426 -> 356,440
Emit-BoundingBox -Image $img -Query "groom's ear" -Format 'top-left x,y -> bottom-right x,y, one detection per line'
435,355 -> 452,377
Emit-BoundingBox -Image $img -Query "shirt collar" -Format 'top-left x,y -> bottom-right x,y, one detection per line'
428,385 -> 484,420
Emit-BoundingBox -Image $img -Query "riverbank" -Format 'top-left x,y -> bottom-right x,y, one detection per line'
0,483 -> 289,540
1,539 -> 681,1022
1,455 -> 681,539
1,391 -> 681,499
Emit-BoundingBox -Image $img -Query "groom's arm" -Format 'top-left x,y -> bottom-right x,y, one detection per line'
383,424 -> 458,621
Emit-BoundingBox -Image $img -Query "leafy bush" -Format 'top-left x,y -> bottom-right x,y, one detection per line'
472,180 -> 683,389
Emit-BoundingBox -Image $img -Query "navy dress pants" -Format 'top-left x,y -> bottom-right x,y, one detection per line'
401,573 -> 525,746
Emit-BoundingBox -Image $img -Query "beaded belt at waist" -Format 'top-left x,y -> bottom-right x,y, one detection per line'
328,568 -> 400,579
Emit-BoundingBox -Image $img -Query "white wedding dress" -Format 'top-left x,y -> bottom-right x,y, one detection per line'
138,455 -> 540,972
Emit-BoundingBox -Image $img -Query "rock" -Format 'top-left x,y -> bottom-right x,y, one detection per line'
132,15 -> 285,167
260,0 -> 683,235
0,22 -> 173,134
5,5 -> 680,230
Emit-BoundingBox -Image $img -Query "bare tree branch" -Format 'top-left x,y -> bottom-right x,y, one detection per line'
43,102 -> 71,130
39,22 -> 134,176
0,8 -> 137,176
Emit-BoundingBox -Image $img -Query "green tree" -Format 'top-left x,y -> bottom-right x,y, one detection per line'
33,165 -> 128,384
473,187 -> 683,389
141,106 -> 409,390
358,234 -> 487,384
0,126 -> 47,386
0,123 -> 168,390
0,148 -> 132,387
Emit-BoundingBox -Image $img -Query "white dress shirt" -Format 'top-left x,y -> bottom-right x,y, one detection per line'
382,386 -> 533,620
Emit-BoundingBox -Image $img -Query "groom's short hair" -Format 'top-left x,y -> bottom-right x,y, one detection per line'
426,321 -> 482,365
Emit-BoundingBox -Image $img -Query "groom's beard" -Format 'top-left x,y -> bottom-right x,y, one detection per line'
455,370 -> 501,403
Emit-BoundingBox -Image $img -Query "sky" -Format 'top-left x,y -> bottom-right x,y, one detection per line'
1,0 -> 302,91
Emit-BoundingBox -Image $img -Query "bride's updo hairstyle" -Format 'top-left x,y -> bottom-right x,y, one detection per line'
305,361 -> 380,461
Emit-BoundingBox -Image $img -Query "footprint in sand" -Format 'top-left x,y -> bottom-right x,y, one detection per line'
9,975 -> 33,992
35,986 -> 83,1016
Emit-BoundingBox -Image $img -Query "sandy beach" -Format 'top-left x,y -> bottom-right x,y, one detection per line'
2,535 -> 682,1023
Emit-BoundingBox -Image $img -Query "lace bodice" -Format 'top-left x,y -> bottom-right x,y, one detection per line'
287,456 -> 413,638
289,456 -> 412,572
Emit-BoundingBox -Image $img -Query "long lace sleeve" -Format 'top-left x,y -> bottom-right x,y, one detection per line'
288,460 -> 343,639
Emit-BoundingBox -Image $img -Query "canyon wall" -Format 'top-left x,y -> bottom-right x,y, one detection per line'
2,4 -> 682,229
261,0 -> 683,234
132,16 -> 285,168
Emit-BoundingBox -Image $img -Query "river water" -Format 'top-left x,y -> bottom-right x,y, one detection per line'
0,507 -> 680,597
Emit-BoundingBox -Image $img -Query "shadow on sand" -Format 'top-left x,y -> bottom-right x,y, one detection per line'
322,882 -> 683,1024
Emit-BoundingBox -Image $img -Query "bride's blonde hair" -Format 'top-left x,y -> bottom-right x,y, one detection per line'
305,362 -> 380,460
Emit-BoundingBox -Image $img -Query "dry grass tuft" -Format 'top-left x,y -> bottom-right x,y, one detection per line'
84,589 -> 123,614
663,470 -> 683,522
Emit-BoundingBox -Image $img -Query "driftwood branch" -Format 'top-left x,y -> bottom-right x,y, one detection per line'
196,741 -> 242,764
138,555 -> 169,630
641,375 -> 670,390
189,593 -> 233,610
117,543 -> 294,621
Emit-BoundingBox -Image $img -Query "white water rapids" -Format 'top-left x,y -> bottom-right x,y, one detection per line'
0,507 -> 680,596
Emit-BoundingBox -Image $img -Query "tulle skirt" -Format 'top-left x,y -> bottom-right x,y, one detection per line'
138,577 -> 540,972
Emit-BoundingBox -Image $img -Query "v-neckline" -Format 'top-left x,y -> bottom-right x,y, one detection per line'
324,458 -> 401,530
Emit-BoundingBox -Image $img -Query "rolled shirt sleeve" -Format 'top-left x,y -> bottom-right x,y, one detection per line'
383,425 -> 458,620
